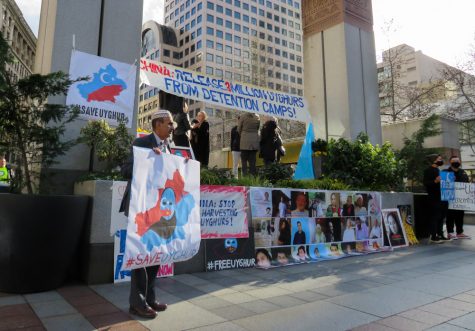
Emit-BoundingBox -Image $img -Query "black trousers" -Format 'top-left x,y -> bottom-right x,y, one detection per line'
428,201 -> 447,238
173,134 -> 190,147
241,150 -> 257,176
446,209 -> 465,234
129,265 -> 160,309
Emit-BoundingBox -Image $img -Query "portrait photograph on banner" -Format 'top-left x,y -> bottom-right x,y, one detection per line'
309,191 -> 326,217
200,185 -> 249,239
250,188 -> 273,218
272,189 -> 291,217
382,209 -> 409,248
290,191 -> 310,217
66,50 -> 136,127
122,148 -> 201,270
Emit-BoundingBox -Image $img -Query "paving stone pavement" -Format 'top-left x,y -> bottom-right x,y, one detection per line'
1,226 -> 474,331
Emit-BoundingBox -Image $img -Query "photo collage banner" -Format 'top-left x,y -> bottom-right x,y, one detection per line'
250,188 -> 391,269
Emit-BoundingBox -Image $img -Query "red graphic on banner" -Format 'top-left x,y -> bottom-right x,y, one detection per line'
135,170 -> 188,236
87,85 -> 124,102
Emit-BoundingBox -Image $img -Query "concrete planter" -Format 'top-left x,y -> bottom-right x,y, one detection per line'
74,180 -> 115,285
0,193 -> 89,293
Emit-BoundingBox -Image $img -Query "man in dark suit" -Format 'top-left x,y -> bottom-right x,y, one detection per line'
119,109 -> 175,318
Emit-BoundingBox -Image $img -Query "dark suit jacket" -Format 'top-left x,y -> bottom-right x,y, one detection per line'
119,133 -> 170,216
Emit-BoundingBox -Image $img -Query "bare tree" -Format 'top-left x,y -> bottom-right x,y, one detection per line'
378,20 -> 445,123
440,47 -> 475,151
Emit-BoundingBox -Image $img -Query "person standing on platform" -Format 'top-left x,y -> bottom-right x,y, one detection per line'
119,109 -> 175,318
445,156 -> 471,239
230,116 -> 241,178
195,111 -> 210,167
238,112 -> 260,176
190,119 -> 200,160
259,117 -> 280,166
423,154 -> 450,243
173,102 -> 191,147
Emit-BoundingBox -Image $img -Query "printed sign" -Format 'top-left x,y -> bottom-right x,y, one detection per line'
67,50 -> 136,127
200,185 -> 249,239
440,171 -> 456,202
122,148 -> 201,270
382,209 -> 408,248
251,189 -> 388,268
140,59 -> 311,122
205,236 -> 255,271
448,182 -> 475,211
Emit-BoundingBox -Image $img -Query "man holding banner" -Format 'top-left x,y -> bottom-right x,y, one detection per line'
120,109 -> 176,318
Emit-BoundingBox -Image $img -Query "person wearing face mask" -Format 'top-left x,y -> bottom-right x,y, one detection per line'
423,154 -> 449,243
445,156 -> 470,239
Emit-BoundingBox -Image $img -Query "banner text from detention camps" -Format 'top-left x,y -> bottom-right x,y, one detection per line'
200,185 -> 249,239
140,59 -> 311,123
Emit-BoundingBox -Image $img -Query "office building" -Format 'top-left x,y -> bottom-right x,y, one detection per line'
162,0 -> 306,150
0,0 -> 36,82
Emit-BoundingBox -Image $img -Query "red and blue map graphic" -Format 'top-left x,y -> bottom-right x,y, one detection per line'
77,64 -> 127,103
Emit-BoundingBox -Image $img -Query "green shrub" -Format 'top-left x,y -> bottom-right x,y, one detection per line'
258,163 -> 293,184
275,178 -> 350,190
230,176 -> 273,188
200,166 -> 233,185
323,133 -> 405,191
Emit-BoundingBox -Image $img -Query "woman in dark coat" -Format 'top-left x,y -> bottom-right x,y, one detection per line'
173,102 -> 191,147
195,111 -> 210,166
190,119 -> 200,160
260,118 -> 280,165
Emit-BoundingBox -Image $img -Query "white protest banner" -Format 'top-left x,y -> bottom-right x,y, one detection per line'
111,181 -> 131,283
200,185 -> 249,239
66,50 -> 136,128
123,148 -> 201,270
140,59 -> 311,122
449,182 -> 475,211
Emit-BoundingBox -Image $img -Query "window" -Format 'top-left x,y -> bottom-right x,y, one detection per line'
206,53 -> 214,61
207,27 -> 214,35
207,14 -> 214,23
216,30 -> 223,38
407,66 -> 416,72
216,43 -> 223,51
225,45 -> 232,54
225,33 -> 232,41
216,17 -> 223,25
225,58 -> 232,66
216,55 -> 223,64
206,66 -> 213,75
206,39 -> 214,48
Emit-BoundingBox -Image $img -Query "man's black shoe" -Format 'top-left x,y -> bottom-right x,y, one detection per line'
149,301 -> 168,312
129,306 -> 158,318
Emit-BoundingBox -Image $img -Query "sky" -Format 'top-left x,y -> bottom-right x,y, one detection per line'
17,0 -> 475,68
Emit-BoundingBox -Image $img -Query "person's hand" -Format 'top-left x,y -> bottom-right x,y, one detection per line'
184,156 -> 190,163
435,176 -> 441,183
152,147 -> 162,155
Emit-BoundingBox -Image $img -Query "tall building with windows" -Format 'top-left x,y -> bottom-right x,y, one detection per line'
163,0 -> 306,150
0,0 -> 36,82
